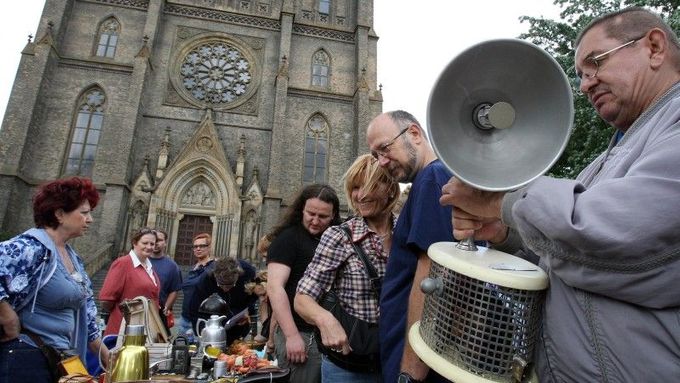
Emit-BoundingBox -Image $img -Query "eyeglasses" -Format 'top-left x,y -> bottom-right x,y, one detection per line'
370,126 -> 410,160
138,228 -> 157,235
576,35 -> 645,88
193,244 -> 209,249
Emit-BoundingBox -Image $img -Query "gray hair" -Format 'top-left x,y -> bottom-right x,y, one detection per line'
575,7 -> 680,68
386,110 -> 423,133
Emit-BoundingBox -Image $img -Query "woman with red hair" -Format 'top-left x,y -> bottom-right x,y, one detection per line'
0,177 -> 109,382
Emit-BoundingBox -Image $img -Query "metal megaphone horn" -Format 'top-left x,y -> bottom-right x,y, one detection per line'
427,38 -> 573,192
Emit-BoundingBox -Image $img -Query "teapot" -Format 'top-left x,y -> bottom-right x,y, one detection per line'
196,314 -> 227,351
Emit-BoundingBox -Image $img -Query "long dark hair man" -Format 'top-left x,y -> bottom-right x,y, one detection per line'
266,184 -> 340,383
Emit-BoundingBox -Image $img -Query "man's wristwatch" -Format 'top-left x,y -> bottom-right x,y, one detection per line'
397,372 -> 423,383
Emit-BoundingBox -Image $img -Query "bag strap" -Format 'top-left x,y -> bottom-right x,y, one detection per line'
22,327 -> 48,348
339,224 -> 382,298
22,328 -> 61,365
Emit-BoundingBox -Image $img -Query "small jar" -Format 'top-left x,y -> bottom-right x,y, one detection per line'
213,360 -> 228,378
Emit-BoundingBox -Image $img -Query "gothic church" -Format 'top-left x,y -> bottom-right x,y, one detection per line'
0,0 -> 382,274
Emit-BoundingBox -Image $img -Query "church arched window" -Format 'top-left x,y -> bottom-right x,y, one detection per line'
64,88 -> 106,177
311,50 -> 330,87
303,114 -> 329,184
95,17 -> 120,58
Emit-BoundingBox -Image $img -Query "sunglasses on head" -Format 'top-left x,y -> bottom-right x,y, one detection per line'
138,227 -> 156,235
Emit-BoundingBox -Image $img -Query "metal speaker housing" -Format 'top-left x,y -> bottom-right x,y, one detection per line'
412,243 -> 547,383
427,39 -> 573,191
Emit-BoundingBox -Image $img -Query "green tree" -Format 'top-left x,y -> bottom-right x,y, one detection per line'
519,0 -> 680,178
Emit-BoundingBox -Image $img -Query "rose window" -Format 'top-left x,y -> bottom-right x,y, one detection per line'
179,42 -> 252,105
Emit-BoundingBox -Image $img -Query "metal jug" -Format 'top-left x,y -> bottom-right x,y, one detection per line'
196,314 -> 227,351
109,324 -> 149,382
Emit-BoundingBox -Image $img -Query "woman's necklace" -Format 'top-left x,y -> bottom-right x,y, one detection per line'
46,229 -> 83,284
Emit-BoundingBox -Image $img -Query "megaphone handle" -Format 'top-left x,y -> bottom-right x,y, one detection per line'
455,237 -> 478,252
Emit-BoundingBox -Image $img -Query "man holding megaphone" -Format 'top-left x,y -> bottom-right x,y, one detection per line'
440,7 -> 680,383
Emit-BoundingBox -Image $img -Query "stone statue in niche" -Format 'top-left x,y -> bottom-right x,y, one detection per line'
128,200 -> 147,238
241,210 -> 258,262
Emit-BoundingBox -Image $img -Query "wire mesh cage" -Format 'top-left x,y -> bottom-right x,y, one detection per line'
415,243 -> 547,383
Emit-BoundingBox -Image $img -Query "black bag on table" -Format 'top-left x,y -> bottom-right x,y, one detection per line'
314,225 -> 382,373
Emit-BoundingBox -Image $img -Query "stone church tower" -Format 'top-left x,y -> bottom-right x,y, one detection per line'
0,0 -> 382,272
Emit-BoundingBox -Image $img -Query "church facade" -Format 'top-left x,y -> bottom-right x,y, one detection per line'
0,0 -> 382,273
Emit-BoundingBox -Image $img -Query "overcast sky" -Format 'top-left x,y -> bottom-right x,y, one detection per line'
0,0 -> 561,127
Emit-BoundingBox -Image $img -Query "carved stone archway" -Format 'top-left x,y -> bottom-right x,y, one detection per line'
147,112 -> 243,259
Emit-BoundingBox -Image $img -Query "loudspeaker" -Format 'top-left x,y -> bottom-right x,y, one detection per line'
427,39 -> 573,191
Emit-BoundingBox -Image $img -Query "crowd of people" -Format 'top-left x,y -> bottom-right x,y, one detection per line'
1,6 -> 679,383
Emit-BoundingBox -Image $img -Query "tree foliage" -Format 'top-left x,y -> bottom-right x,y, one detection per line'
518,0 -> 680,178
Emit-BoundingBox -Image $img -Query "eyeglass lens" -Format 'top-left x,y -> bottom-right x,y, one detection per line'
371,127 -> 409,159
575,37 -> 643,89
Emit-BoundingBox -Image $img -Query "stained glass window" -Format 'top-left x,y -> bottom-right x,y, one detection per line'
180,42 -> 253,105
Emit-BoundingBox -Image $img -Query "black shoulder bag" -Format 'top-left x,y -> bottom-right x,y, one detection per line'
22,328 -> 78,383
315,224 -> 382,372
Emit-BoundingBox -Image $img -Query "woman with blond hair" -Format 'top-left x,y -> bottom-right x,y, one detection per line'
295,154 -> 399,382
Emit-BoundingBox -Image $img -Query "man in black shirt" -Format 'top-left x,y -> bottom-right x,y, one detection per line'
266,184 -> 340,383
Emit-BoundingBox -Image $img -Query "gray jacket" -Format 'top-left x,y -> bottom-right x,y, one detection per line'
499,81 -> 680,382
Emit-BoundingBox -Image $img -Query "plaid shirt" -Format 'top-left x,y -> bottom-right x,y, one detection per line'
297,215 -> 395,323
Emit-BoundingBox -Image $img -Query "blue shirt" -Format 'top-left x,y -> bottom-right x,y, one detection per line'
149,255 -> 182,307
20,250 -> 88,351
379,160 -> 454,383
181,259 -> 215,322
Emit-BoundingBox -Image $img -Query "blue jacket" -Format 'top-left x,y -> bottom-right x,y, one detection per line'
0,228 -> 99,361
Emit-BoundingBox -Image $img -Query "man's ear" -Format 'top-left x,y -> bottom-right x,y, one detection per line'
407,124 -> 423,144
647,28 -> 668,69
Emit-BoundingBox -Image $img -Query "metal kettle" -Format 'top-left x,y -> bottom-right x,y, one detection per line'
196,314 -> 227,350
109,324 -> 149,382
